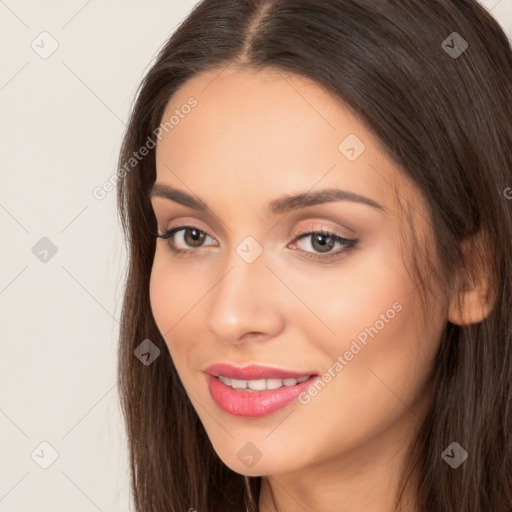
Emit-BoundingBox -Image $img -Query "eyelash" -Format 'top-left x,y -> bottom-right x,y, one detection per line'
152,225 -> 358,262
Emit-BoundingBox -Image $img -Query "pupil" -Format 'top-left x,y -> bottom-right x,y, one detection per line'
186,228 -> 205,247
313,234 -> 334,253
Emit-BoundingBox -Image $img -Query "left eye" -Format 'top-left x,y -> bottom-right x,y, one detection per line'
293,231 -> 353,254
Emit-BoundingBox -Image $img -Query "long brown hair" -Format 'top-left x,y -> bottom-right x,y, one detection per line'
116,1 -> 512,510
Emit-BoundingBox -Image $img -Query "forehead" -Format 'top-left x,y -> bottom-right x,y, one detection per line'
154,67 -> 418,217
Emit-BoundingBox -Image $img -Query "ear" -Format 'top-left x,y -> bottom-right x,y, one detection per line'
447,230 -> 496,326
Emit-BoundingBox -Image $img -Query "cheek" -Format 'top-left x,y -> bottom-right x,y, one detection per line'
149,250 -> 207,334
148,250 -> 212,375
149,254 -> 188,362
293,235 -> 441,395
287,236 -> 412,346
149,255 -> 174,334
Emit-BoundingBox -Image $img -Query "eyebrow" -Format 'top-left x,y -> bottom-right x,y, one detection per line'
148,183 -> 386,215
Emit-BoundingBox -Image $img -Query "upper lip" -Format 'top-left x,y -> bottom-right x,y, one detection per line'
204,363 -> 316,380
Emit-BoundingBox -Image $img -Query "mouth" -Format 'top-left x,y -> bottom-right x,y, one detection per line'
204,363 -> 319,417
204,362 -> 315,381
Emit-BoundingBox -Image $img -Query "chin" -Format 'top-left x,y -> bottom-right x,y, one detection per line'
209,437 -> 302,478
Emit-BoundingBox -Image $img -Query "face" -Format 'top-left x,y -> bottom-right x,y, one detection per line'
149,66 -> 447,478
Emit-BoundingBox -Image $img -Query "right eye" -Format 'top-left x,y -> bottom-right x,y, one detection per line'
154,225 -> 218,254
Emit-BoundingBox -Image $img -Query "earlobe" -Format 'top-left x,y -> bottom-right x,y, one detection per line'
447,232 -> 496,326
447,283 -> 495,326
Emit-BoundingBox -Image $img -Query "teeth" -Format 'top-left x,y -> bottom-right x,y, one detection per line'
247,379 -> 266,391
217,375 -> 311,391
266,379 -> 283,390
230,378 -> 247,389
218,375 -> 232,386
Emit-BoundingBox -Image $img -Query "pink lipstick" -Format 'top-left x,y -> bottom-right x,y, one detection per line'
204,363 -> 319,417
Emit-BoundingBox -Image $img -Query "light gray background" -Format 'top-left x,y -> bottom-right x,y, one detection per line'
0,1 -> 510,510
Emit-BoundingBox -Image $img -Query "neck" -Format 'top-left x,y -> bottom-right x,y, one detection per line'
257,410 -> 423,512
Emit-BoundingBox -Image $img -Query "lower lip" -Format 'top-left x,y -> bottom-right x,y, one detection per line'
207,374 -> 319,417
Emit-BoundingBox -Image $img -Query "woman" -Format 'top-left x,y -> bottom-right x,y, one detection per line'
116,1 -> 512,510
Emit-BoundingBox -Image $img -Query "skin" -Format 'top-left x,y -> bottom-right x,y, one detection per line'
148,66 -> 483,512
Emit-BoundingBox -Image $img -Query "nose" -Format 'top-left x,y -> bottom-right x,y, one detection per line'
204,246 -> 285,346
